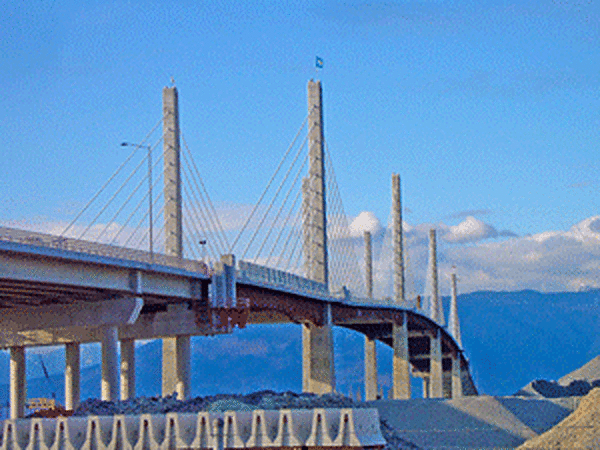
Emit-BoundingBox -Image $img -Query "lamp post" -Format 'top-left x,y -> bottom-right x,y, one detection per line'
121,142 -> 153,261
199,239 -> 207,263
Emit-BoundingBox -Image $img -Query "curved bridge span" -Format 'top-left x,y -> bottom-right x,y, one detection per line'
0,228 -> 476,420
1,80 -> 478,421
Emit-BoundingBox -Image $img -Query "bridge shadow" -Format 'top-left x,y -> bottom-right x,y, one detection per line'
365,396 -> 540,449
494,396 -> 573,434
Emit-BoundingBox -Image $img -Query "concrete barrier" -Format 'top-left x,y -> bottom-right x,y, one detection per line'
0,408 -> 385,449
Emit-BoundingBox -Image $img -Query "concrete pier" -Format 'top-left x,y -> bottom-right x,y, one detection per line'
120,338 -> 135,400
302,319 -> 335,394
392,315 -> 411,399
430,329 -> 443,398
162,331 -> 191,399
423,377 -> 430,399
10,346 -> 25,419
452,353 -> 463,398
365,336 -> 378,401
101,326 -> 119,401
65,342 -> 80,410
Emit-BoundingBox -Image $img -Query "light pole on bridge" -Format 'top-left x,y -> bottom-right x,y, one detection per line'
121,142 -> 154,261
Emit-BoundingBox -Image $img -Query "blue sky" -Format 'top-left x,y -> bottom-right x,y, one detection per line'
2,0 -> 600,293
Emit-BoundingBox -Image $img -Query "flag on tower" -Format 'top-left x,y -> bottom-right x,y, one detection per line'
316,56 -> 324,69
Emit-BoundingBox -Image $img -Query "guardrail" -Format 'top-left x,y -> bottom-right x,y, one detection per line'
0,226 -> 209,276
0,408 -> 386,450
238,260 -> 329,298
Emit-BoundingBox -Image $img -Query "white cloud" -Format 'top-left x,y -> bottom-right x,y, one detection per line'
348,211 -> 383,237
444,216 -> 498,243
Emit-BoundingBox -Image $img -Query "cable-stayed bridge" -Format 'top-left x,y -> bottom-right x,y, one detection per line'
0,81 -> 476,420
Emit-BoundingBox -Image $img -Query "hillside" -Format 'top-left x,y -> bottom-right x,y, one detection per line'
517,388 -> 600,449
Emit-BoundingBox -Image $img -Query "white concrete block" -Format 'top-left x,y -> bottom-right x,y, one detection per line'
305,408 -> 339,447
245,410 -> 279,448
221,411 -> 252,448
270,409 -> 306,447
333,408 -> 386,448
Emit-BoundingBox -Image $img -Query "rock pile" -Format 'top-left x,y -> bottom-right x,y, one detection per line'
71,390 -> 358,416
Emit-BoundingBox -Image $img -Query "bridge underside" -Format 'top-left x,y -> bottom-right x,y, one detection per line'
0,268 -> 475,419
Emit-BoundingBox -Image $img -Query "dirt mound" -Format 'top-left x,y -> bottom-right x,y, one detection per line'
517,387 -> 600,449
559,354 -> 600,386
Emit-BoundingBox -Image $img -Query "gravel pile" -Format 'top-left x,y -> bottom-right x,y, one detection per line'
71,390 -> 358,416
66,390 -> 417,449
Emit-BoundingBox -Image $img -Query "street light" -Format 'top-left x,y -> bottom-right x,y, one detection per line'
199,239 -> 207,263
121,142 -> 153,261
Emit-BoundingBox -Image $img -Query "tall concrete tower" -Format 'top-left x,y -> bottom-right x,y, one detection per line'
364,231 -> 373,299
428,229 -> 445,325
161,86 -> 190,400
162,87 -> 183,258
305,79 -> 328,286
392,174 -> 404,304
302,80 -> 335,394
448,271 -> 462,348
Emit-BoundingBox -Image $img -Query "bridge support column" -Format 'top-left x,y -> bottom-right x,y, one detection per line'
302,306 -> 335,394
120,338 -> 135,400
392,315 -> 411,399
65,342 -> 80,410
162,334 -> 191,399
364,336 -> 378,401
452,353 -> 463,398
101,326 -> 119,401
9,346 -> 25,419
430,329 -> 443,398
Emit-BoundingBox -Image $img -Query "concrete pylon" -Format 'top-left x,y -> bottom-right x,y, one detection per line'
162,86 -> 182,257
306,79 -> 328,286
364,231 -> 373,299
427,229 -> 445,325
101,326 -> 119,401
429,328 -> 443,398
120,338 -> 135,400
392,174 -> 404,304
302,317 -> 335,394
302,79 -> 335,394
162,86 -> 191,400
392,313 -> 411,400
65,342 -> 80,410
452,353 -> 463,398
364,337 -> 378,401
9,346 -> 25,418
448,272 -> 462,348
363,231 -> 378,401
302,177 -> 312,278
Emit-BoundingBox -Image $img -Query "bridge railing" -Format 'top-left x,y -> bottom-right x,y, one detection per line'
238,260 -> 329,298
0,226 -> 209,275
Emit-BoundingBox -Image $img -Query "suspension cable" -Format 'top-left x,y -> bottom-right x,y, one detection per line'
61,116 -> 164,238
253,151 -> 308,262
242,130 -> 311,260
230,114 -> 309,253
181,135 -> 231,251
